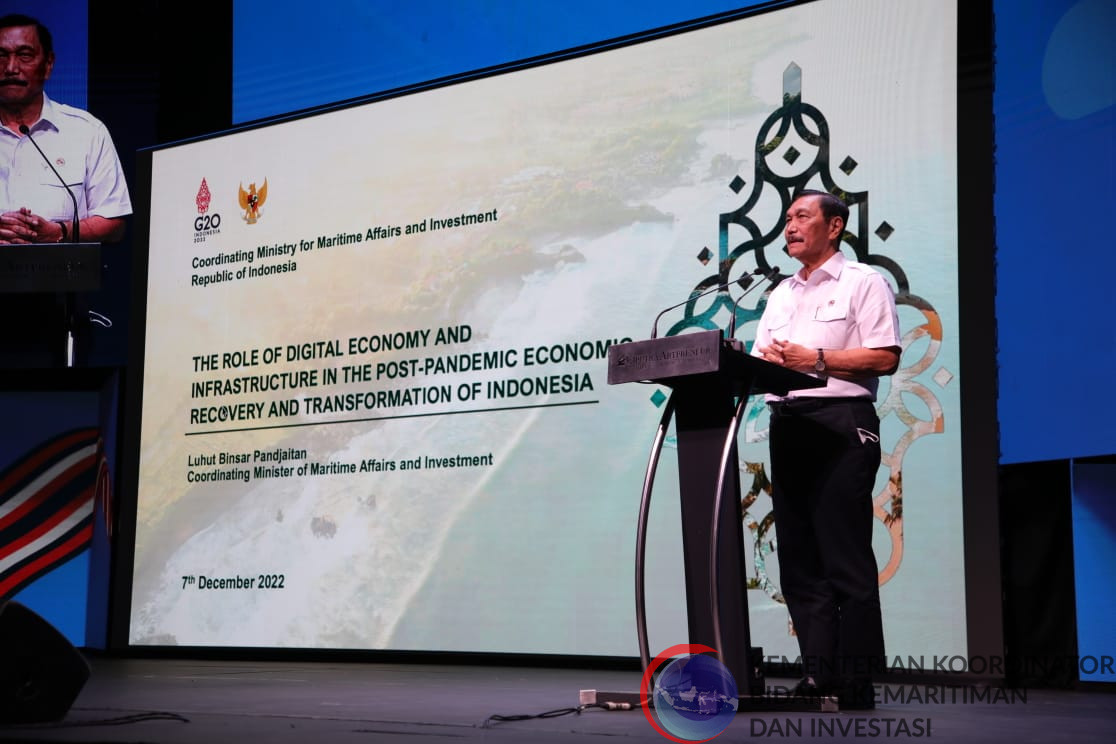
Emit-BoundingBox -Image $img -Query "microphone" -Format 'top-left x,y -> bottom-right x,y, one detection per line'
19,124 -> 80,244
726,265 -> 781,339
20,124 -> 83,368
650,274 -> 752,339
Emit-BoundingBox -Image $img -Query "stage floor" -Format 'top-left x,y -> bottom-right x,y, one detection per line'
1,656 -> 1113,743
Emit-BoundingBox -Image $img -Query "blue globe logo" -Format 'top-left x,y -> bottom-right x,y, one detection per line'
652,653 -> 738,741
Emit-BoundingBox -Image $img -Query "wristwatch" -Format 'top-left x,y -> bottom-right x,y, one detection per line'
814,348 -> 826,373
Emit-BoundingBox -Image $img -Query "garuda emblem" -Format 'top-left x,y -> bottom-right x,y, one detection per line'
238,179 -> 268,224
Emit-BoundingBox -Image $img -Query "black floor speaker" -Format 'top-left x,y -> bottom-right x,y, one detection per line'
0,601 -> 91,724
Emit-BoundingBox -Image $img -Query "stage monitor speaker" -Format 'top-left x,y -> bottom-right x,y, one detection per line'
0,601 -> 91,724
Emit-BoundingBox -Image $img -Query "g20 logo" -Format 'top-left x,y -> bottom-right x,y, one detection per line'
193,177 -> 222,243
194,213 -> 221,232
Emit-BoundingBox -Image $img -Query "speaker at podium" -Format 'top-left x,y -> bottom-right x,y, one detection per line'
608,329 -> 823,704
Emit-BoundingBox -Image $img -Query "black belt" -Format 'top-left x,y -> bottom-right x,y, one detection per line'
767,396 -> 872,414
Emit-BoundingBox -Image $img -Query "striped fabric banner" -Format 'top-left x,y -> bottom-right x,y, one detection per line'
0,428 -> 104,602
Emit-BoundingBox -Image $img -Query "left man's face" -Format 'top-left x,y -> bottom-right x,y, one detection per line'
0,24 -> 54,109
784,195 -> 842,268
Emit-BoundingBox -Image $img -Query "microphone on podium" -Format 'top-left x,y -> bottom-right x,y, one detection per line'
726,265 -> 781,340
19,124 -> 84,367
650,273 -> 754,339
18,124 -> 80,244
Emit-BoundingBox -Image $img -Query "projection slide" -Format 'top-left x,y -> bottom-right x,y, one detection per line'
130,0 -> 962,662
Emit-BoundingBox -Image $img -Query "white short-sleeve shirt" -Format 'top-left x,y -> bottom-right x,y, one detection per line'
0,94 -> 132,222
752,251 -> 901,401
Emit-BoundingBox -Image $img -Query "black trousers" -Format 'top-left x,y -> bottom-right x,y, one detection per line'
768,397 -> 885,688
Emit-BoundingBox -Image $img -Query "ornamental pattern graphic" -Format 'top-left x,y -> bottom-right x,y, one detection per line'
660,63 -> 947,610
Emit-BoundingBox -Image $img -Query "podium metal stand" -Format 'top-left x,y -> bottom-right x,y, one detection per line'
605,329 -> 824,707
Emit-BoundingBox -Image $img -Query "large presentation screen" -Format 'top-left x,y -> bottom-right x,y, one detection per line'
128,0 -> 966,663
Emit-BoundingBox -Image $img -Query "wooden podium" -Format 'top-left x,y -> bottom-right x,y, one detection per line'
607,329 -> 823,698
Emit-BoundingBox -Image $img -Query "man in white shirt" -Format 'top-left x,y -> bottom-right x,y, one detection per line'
0,13 -> 132,366
0,12 -> 131,244
752,189 -> 901,708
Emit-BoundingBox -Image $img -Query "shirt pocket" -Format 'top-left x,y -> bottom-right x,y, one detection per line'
812,298 -> 850,349
37,162 -> 86,221
765,314 -> 792,341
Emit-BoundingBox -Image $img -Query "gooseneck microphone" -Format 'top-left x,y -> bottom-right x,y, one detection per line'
726,265 -> 781,339
19,124 -> 80,244
650,273 -> 753,339
19,123 -> 83,367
